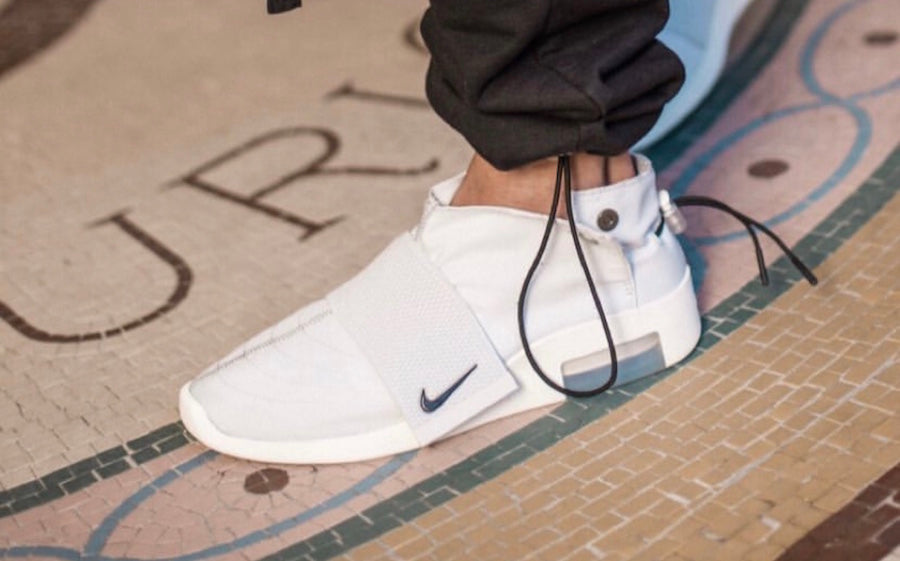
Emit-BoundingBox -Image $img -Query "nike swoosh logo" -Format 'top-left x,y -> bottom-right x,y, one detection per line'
420,364 -> 477,414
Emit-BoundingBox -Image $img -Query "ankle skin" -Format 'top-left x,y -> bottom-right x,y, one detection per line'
452,153 -> 637,217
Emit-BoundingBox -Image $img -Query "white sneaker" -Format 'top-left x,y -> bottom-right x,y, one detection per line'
179,155 -> 702,464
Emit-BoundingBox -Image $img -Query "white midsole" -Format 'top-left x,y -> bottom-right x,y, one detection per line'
180,267 -> 700,464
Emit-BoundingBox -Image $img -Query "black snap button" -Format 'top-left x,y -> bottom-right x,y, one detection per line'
597,209 -> 619,231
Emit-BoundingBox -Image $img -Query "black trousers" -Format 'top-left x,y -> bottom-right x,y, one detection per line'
421,0 -> 684,170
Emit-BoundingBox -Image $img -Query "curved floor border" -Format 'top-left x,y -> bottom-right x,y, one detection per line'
0,0 -> 813,521
0,451 -> 418,561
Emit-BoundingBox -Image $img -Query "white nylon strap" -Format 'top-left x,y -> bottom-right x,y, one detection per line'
327,234 -> 519,446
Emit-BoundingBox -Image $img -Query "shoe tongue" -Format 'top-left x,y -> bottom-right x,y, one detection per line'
569,155 -> 660,246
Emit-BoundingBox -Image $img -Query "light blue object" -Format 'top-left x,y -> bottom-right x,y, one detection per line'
636,0 -> 755,149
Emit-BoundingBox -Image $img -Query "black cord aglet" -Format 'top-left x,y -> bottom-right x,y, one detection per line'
790,257 -> 819,286
674,194 -> 820,290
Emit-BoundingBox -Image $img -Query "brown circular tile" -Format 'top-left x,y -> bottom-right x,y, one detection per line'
748,159 -> 790,179
864,30 -> 898,46
244,468 -> 289,494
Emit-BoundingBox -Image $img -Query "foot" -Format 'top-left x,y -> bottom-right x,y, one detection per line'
179,154 -> 701,464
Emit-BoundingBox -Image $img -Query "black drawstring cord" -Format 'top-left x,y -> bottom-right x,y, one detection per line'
517,159 -> 819,400
517,155 -> 619,398
673,195 -> 819,287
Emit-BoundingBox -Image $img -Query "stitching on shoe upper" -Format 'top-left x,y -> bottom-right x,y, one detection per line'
201,309 -> 333,376
413,190 -> 444,240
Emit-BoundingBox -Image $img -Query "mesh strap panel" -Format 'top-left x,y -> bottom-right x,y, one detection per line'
328,234 -> 519,445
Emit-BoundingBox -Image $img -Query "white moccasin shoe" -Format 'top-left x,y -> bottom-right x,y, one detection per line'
180,155 -> 703,464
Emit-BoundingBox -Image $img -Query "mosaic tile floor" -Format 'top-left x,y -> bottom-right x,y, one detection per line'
1,0 -> 898,560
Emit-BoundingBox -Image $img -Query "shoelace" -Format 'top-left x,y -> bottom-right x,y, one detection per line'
517,155 -> 818,398
672,196 -> 818,287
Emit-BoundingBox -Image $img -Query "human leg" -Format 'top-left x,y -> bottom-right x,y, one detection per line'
422,0 -> 684,170
181,1 -> 694,463
452,153 -> 640,216
180,1 -> 815,464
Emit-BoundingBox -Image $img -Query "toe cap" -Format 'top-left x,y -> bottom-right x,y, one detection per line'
186,300 -> 400,442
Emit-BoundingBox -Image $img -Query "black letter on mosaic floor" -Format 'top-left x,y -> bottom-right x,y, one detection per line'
173,127 -> 437,240
0,212 -> 193,343
325,18 -> 429,108
0,0 -> 99,80
326,81 -> 429,109
404,18 -> 428,55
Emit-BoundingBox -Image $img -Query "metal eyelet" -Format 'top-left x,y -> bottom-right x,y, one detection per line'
597,209 -> 619,231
